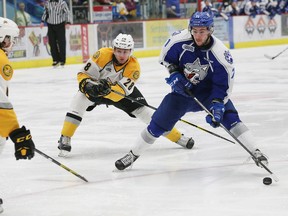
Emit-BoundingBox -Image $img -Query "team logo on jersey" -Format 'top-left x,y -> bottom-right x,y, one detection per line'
133,71 -> 140,80
1,64 -> 13,81
92,51 -> 100,60
184,58 -> 208,85
224,50 -> 233,64
182,44 -> 195,52
105,67 -> 111,72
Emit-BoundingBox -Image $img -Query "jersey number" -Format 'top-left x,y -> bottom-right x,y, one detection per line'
84,62 -> 91,71
123,78 -> 135,90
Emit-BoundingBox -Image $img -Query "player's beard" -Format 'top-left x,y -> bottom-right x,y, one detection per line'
192,35 -> 211,47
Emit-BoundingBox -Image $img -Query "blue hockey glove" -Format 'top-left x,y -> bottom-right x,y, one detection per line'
165,72 -> 192,97
205,99 -> 225,128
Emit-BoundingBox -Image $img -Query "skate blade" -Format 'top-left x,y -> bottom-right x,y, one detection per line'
58,150 -> 70,157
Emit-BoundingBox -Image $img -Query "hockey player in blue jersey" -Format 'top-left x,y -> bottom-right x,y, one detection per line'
115,11 -> 269,170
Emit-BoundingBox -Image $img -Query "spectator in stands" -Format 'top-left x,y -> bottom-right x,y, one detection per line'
218,0 -> 231,12
223,0 -> 240,16
238,0 -> 248,15
114,0 -> 129,21
244,0 -> 261,18
94,0 -> 112,5
264,0 -> 281,19
201,0 -> 213,12
73,0 -> 88,5
258,0 -> 268,11
202,0 -> 218,16
125,0 -> 137,19
202,0 -> 229,21
34,0 -> 46,19
166,0 -> 181,18
277,0 -> 288,13
14,2 -> 32,27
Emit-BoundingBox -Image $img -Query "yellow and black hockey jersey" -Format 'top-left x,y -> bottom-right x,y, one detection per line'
0,49 -> 19,137
77,47 -> 140,102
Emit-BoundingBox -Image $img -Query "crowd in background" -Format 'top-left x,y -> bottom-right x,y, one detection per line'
11,0 -> 288,27
203,0 -> 288,20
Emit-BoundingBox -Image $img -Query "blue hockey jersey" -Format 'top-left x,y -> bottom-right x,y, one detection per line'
159,29 -> 235,104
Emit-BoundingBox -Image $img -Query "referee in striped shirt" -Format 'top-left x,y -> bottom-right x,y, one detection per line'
40,0 -> 71,67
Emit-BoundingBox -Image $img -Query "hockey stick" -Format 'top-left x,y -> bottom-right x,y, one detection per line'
111,89 -> 235,144
185,90 -> 279,182
264,47 -> 288,60
35,148 -> 88,182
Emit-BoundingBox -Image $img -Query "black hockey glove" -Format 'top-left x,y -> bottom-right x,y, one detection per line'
79,79 -> 111,101
97,79 -> 112,95
9,126 -> 35,160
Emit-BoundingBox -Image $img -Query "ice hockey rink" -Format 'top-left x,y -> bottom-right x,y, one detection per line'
0,44 -> 288,216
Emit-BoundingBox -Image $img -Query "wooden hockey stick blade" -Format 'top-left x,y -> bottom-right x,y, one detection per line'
35,148 -> 88,182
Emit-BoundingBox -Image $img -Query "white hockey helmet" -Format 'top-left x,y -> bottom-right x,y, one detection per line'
0,17 -> 19,52
113,33 -> 134,50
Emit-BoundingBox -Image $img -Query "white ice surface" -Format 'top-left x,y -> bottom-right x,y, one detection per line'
0,45 -> 288,216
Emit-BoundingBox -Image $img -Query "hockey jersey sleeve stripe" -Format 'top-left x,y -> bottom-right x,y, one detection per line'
60,113 -> 82,137
65,113 -> 82,125
77,72 -> 91,83
0,102 -> 13,109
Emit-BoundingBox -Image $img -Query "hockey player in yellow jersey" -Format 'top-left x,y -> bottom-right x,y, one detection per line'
58,33 -> 195,157
0,17 -> 36,214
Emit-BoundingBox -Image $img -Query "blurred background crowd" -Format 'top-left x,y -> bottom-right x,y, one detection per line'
1,0 -> 288,25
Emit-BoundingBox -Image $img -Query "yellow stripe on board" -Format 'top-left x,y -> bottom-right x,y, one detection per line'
11,38 -> 288,69
11,56 -> 84,69
11,50 -> 163,69
133,49 -> 161,58
234,39 -> 288,49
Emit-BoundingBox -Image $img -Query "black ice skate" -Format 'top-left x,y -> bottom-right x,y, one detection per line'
58,135 -> 71,157
176,135 -> 195,149
115,150 -> 139,170
52,61 -> 59,68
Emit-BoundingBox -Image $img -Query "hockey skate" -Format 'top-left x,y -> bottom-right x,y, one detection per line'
115,150 -> 139,170
252,149 -> 268,168
176,135 -> 195,149
52,61 -> 59,68
0,198 -> 3,214
58,135 -> 71,157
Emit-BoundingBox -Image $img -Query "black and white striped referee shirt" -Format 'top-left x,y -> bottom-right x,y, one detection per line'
41,0 -> 71,25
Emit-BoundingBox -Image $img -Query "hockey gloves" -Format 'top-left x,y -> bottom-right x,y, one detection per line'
9,126 -> 35,160
165,72 -> 192,97
80,78 -> 111,102
206,99 -> 225,128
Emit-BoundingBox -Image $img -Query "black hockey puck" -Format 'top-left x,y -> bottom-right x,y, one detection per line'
263,177 -> 272,185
